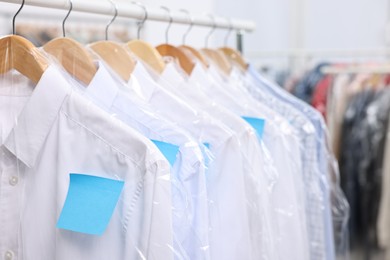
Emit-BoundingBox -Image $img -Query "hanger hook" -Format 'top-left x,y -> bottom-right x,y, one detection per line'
160,6 -> 173,44
132,2 -> 148,39
224,18 -> 233,46
179,9 -> 193,45
62,0 -> 73,37
12,0 -> 25,35
205,14 -> 216,48
105,0 -> 118,41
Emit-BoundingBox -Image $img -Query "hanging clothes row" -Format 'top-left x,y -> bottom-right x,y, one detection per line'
0,1 -> 347,260
275,62 -> 390,259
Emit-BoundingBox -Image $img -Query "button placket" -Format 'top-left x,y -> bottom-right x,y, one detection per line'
0,155 -> 21,260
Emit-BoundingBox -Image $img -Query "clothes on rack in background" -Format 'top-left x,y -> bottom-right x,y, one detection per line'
270,63 -> 390,259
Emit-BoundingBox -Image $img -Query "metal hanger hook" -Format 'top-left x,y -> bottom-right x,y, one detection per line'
160,6 -> 173,44
205,14 -> 216,48
224,18 -> 233,46
12,0 -> 25,35
132,1 -> 148,39
179,9 -> 193,45
105,0 -> 118,40
62,0 -> 73,37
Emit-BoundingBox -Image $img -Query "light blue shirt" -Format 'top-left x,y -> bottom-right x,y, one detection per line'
247,65 -> 335,260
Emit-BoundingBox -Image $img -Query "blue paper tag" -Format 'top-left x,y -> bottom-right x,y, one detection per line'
201,143 -> 212,168
242,116 -> 266,139
151,140 -> 180,167
57,174 -> 124,236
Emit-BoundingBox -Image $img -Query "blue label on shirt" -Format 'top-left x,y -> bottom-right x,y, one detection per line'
242,116 -> 266,139
57,174 -> 124,236
202,143 -> 212,168
151,140 -> 180,167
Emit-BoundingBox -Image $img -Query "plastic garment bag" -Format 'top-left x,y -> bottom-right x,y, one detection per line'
129,59 -> 256,260
245,65 -> 350,260
241,66 -> 329,260
378,96 -> 390,254
0,42 -> 175,259
341,88 -> 390,252
158,61 -> 311,260
357,89 -> 390,245
205,64 -> 310,260
157,62 -> 279,260
43,48 -> 214,260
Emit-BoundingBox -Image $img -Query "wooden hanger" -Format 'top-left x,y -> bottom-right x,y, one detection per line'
0,35 -> 48,84
126,40 -> 165,74
177,10 -> 209,69
202,48 -> 232,76
218,19 -> 247,72
157,44 -> 195,75
89,2 -> 135,82
42,0 -> 96,86
219,47 -> 248,72
179,45 -> 209,69
155,7 -> 195,75
201,14 -> 232,76
90,41 -> 135,82
124,2 -> 165,74
0,1 -> 48,84
43,37 -> 97,85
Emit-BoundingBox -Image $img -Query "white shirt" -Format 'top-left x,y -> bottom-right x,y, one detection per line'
159,62 -> 277,259
0,65 -> 173,260
74,61 -> 210,260
131,61 -> 254,260
200,64 -> 310,260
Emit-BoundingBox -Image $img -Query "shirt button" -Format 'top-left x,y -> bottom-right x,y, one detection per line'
4,250 -> 14,260
9,176 -> 18,186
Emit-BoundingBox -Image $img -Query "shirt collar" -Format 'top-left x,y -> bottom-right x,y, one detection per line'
3,66 -> 71,168
188,62 -> 213,87
131,61 -> 159,102
208,64 -> 228,83
84,61 -> 119,110
159,62 -> 186,87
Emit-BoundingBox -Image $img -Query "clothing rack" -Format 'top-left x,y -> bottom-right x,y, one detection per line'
321,65 -> 390,74
246,48 -> 390,58
0,0 -> 255,52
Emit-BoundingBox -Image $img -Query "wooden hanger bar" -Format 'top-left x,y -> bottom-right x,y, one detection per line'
0,0 -> 255,31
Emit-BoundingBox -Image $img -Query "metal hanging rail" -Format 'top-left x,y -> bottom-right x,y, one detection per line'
321,64 -> 390,74
0,0 -> 256,32
246,48 -> 390,58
